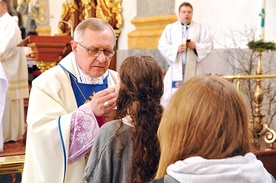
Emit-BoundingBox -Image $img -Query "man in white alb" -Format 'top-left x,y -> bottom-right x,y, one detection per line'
158,2 -> 213,108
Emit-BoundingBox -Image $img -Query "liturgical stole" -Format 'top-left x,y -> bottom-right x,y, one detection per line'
59,64 -> 108,126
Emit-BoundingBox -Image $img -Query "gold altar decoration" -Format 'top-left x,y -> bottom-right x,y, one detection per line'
82,0 -> 96,20
36,27 -> 51,36
36,61 -> 57,73
96,0 -> 122,29
222,52 -> 276,148
128,15 -> 177,49
58,0 -> 80,36
58,0 -> 122,37
222,40 -> 276,148
0,155 -> 25,175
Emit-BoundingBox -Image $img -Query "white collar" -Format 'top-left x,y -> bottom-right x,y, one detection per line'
122,115 -> 134,127
74,58 -> 104,84
77,65 -> 104,84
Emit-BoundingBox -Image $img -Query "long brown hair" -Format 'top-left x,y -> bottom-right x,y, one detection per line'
155,75 -> 252,178
116,55 -> 164,182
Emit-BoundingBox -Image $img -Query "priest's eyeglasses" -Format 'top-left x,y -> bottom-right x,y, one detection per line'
76,42 -> 115,58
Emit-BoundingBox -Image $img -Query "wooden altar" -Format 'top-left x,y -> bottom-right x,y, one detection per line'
18,35 -> 72,72
255,148 -> 276,177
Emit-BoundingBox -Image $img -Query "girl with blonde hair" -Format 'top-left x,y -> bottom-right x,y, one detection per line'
153,75 -> 275,183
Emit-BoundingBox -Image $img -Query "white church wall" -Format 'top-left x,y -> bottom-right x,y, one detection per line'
48,0 -> 64,36
175,0 -> 276,48
47,0 -> 276,49
117,0 -> 136,49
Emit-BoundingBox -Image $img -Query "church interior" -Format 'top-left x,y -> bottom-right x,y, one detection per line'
1,0 -> 276,182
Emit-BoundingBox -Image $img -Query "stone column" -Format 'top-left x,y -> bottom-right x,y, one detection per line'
128,0 -> 176,49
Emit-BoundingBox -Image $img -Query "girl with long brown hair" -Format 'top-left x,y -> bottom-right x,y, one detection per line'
84,55 -> 164,183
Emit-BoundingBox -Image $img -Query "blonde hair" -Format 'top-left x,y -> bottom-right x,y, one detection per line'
155,75 -> 252,178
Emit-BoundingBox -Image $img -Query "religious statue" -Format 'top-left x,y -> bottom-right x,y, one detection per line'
17,0 -> 51,35
17,0 -> 37,36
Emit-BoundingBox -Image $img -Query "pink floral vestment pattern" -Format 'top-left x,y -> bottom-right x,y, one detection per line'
68,104 -> 99,163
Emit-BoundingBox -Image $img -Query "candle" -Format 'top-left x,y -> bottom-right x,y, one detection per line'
259,0 -> 266,40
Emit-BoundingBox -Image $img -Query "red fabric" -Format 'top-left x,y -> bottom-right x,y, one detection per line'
96,116 -> 105,127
